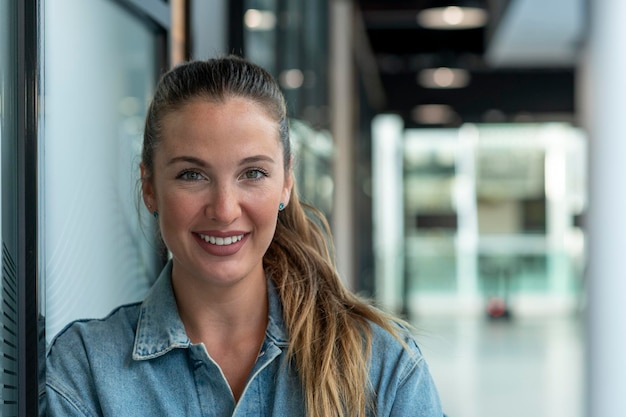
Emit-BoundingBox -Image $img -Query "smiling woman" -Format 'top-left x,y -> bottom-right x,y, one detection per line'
143,97 -> 291,290
44,56 -> 446,417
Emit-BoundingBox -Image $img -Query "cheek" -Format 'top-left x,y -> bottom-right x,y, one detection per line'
159,191 -> 203,228
242,189 -> 281,223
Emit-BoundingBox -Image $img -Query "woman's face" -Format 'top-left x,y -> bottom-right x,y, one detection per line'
143,97 -> 292,289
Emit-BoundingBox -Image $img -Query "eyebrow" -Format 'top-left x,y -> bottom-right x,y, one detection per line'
166,155 -> 276,167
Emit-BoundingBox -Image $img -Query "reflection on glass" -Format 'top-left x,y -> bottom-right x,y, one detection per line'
43,0 -> 161,342
290,119 -> 334,218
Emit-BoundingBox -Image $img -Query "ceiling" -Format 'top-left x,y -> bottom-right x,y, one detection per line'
356,0 -> 586,128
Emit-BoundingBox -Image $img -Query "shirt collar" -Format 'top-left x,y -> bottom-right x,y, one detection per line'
132,261 -> 189,360
132,260 -> 289,360
266,276 -> 288,346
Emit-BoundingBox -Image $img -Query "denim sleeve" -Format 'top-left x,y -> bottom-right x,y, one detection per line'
388,341 -> 445,416
369,321 -> 446,417
45,323 -> 101,417
46,381 -> 93,417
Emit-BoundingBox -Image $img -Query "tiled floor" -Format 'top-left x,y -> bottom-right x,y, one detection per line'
411,315 -> 585,417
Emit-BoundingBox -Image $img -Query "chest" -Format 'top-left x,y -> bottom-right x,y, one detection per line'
202,335 -> 265,402
96,343 -> 304,417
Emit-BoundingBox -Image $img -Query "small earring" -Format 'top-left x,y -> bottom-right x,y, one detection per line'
153,211 -> 159,219
278,202 -> 285,211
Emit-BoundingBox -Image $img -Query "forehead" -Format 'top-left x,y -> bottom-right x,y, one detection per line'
167,96 -> 276,126
157,97 -> 282,157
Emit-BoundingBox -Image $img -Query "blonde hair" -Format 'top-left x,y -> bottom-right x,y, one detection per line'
142,56 -> 407,417
265,186 -> 408,417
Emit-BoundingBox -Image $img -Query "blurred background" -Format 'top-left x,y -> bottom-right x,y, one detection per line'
3,0 -> 626,415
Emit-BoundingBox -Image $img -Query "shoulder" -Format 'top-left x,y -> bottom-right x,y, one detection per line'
48,302 -> 142,354
367,319 -> 444,414
368,319 -> 425,368
49,302 -> 141,344
366,317 -> 437,388
45,303 -> 142,415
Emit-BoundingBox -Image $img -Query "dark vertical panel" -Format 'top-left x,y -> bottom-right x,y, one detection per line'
228,0 -> 245,55
16,0 -> 40,415
355,110 -> 376,298
2,1 -> 20,415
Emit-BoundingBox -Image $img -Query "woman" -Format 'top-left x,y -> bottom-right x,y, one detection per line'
45,56 -> 444,416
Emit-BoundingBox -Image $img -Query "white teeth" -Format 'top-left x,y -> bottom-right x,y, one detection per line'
199,234 -> 243,246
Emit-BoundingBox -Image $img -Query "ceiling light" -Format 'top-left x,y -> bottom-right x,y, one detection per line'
417,5 -> 488,30
412,104 -> 458,125
279,69 -> 304,89
244,9 -> 277,31
418,67 -> 471,88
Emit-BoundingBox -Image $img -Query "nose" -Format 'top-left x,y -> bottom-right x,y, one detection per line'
206,183 -> 241,224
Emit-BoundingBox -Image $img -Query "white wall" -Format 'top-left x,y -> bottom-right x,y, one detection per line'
43,0 -> 161,342
586,0 -> 626,415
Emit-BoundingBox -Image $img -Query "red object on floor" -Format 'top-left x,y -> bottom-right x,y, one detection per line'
486,297 -> 510,319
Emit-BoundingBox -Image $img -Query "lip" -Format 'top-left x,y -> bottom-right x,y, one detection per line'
193,231 -> 248,257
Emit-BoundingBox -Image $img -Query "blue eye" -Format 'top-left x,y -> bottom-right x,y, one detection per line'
243,169 -> 267,180
178,170 -> 205,181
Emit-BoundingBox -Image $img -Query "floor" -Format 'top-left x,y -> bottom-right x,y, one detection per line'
411,314 -> 585,417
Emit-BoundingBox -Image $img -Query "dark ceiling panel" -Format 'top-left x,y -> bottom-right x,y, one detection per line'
366,27 -> 486,56
384,68 -> 574,111
356,0 -> 575,127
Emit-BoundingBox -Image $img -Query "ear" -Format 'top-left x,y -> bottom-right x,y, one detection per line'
140,163 -> 156,211
281,159 -> 294,207
282,173 -> 294,207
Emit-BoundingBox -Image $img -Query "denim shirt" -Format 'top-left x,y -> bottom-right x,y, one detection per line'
44,262 -> 444,416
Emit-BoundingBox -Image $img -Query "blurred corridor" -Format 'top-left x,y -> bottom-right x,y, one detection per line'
372,118 -> 586,417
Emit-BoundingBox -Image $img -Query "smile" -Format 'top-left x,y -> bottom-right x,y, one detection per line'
197,233 -> 244,246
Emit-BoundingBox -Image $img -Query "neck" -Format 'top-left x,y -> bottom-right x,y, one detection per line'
171,266 -> 269,343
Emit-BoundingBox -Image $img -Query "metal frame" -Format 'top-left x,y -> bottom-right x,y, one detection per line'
17,0 -> 40,413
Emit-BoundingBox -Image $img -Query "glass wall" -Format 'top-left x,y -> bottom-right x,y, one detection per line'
243,0 -> 329,128
401,123 -> 587,318
290,119 -> 334,216
242,0 -> 333,217
373,118 -> 588,316
42,0 -> 164,342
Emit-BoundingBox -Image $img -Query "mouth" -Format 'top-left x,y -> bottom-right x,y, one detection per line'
197,233 -> 245,246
